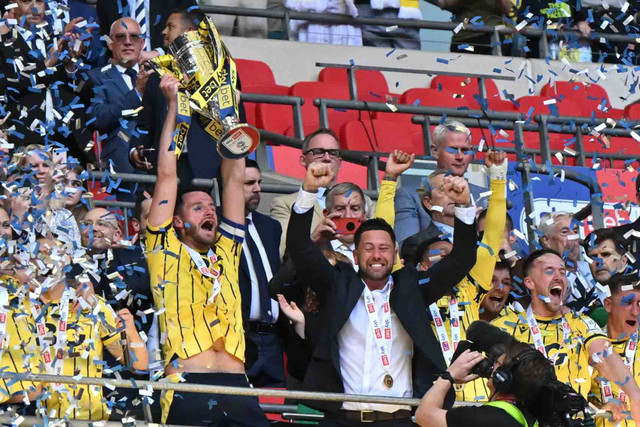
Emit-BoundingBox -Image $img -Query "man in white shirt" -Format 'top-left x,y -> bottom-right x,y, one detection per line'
239,159 -> 285,387
286,161 -> 479,426
87,17 -> 153,196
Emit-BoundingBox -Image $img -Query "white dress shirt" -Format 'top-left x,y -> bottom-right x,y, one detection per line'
432,206 -> 478,241
115,63 -> 141,95
330,238 -> 356,269
339,278 -> 413,412
244,212 -> 279,322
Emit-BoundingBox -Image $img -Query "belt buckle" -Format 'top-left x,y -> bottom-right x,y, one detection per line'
360,410 -> 375,423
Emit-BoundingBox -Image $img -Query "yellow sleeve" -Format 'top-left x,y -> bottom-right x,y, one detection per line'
374,180 -> 403,273
470,179 -> 507,291
145,218 -> 172,253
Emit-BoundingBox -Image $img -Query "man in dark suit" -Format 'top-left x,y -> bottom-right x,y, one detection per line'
0,0 -> 92,162
87,17 -> 153,200
128,7 -> 234,182
96,0 -> 196,52
239,159 -> 284,387
287,162 -> 478,426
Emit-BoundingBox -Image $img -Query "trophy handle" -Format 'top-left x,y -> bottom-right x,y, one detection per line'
148,54 -> 184,82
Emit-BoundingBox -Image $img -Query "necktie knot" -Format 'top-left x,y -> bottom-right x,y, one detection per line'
124,67 -> 137,83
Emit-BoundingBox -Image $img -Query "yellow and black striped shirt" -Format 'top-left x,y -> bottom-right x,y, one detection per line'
589,338 -> 639,427
42,296 -> 120,420
492,309 -> 605,399
0,278 -> 41,403
146,217 -> 245,365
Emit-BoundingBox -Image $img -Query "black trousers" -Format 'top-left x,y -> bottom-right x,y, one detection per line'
165,373 -> 269,427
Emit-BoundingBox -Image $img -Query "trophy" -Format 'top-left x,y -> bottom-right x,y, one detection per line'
149,16 -> 260,159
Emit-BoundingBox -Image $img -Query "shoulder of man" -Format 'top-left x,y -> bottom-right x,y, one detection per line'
271,192 -> 297,208
568,312 -> 604,336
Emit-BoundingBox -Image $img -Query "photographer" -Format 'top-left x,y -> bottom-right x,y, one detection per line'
415,321 -> 589,427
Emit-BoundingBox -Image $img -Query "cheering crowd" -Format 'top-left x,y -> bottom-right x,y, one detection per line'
1,0 -> 640,427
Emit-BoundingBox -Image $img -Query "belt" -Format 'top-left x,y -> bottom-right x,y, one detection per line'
249,321 -> 277,334
328,409 -> 412,423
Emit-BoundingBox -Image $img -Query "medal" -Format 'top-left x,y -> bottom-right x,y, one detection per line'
383,374 -> 394,389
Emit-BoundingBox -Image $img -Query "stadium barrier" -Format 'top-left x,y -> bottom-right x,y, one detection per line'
197,4 -> 640,58
0,372 -> 612,423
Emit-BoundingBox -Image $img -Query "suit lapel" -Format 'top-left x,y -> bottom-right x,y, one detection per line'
313,203 -> 324,224
107,66 -> 131,96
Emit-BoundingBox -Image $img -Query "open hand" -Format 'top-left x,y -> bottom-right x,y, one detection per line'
447,349 -> 485,384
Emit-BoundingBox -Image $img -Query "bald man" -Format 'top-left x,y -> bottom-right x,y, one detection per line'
86,17 -> 152,201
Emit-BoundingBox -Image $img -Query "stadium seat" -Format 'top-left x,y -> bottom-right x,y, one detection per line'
584,83 -> 612,113
340,119 -> 420,154
595,108 -> 624,120
318,67 -> 391,101
514,95 -> 588,117
242,84 -> 289,127
624,103 -> 640,120
487,98 -> 517,112
235,59 -> 278,87
540,81 -> 588,103
429,75 -> 500,101
256,103 -> 293,135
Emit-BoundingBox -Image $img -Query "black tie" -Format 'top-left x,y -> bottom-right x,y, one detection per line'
246,218 -> 272,323
124,68 -> 137,87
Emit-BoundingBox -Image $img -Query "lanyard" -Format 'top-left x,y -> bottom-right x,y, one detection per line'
429,296 -> 460,366
0,288 -> 9,360
600,330 -> 637,404
525,306 -> 571,361
362,282 -> 393,376
32,288 -> 72,389
183,244 -> 222,303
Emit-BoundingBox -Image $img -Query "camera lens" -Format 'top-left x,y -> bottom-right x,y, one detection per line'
346,221 -> 356,231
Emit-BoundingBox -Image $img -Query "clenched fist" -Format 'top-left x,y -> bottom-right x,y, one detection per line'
443,176 -> 470,206
303,162 -> 335,193
385,150 -> 416,180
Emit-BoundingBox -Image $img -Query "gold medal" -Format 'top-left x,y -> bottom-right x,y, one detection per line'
383,374 -> 394,389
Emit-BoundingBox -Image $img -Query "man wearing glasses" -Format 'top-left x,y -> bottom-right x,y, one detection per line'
87,17 -> 152,200
270,129 -> 343,256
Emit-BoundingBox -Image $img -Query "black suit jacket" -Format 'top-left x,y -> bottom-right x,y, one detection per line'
286,208 -> 477,411
96,0 -> 196,51
129,73 -> 224,180
239,211 -> 282,326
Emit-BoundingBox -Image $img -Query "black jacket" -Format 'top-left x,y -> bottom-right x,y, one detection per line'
286,207 -> 477,411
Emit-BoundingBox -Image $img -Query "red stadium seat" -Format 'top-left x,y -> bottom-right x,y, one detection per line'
318,68 -> 391,101
340,119 -> 421,154
624,103 -> 640,120
429,76 -> 500,101
235,59 -> 277,87
595,108 -> 624,119
540,81 -> 588,102
487,98 -> 517,112
242,84 -> 289,127
515,95 -> 588,117
584,83 -> 611,113
256,103 -> 292,135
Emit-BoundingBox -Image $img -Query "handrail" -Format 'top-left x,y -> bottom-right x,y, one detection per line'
240,93 -> 305,139
197,4 -> 640,46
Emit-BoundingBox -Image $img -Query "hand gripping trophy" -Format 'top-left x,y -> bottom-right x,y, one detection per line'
149,16 -> 259,159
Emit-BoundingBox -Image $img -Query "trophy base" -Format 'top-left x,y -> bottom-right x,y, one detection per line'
218,124 -> 260,159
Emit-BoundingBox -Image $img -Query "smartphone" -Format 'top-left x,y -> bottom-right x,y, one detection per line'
333,218 -> 363,235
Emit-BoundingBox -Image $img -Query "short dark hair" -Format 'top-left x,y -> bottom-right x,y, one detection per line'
301,128 -> 339,152
602,273 -> 640,295
522,248 -> 563,277
583,227 -> 628,256
175,185 -> 212,216
415,236 -> 450,264
245,158 -> 260,171
421,169 -> 449,200
354,218 -> 396,249
171,6 -> 206,30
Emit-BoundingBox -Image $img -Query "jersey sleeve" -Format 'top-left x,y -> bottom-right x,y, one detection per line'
96,301 -> 121,347
576,314 -> 607,351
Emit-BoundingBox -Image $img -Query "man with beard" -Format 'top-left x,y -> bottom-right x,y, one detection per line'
492,249 -> 640,415
145,75 -> 268,426
286,160 -> 478,425
479,261 -> 513,322
238,159 -> 284,387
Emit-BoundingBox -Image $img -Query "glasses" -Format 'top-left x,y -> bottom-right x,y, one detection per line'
112,33 -> 144,43
79,219 -> 117,230
303,148 -> 341,159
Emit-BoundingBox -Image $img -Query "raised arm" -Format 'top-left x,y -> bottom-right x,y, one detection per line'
220,157 -> 245,224
469,151 -> 508,291
417,177 -> 477,305
286,163 -> 339,300
146,75 -> 180,229
376,150 -> 415,271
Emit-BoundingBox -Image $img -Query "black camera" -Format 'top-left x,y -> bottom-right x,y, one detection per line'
449,339 -> 507,378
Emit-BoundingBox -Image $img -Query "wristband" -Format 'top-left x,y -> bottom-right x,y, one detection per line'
439,371 -> 455,385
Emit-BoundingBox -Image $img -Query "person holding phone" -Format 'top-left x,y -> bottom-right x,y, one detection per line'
309,150 -> 415,269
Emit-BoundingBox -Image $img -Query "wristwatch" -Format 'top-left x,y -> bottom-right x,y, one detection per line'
439,371 -> 456,385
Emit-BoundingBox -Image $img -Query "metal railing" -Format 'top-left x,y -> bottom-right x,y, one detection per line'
198,4 -> 640,59
0,372 -> 611,423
